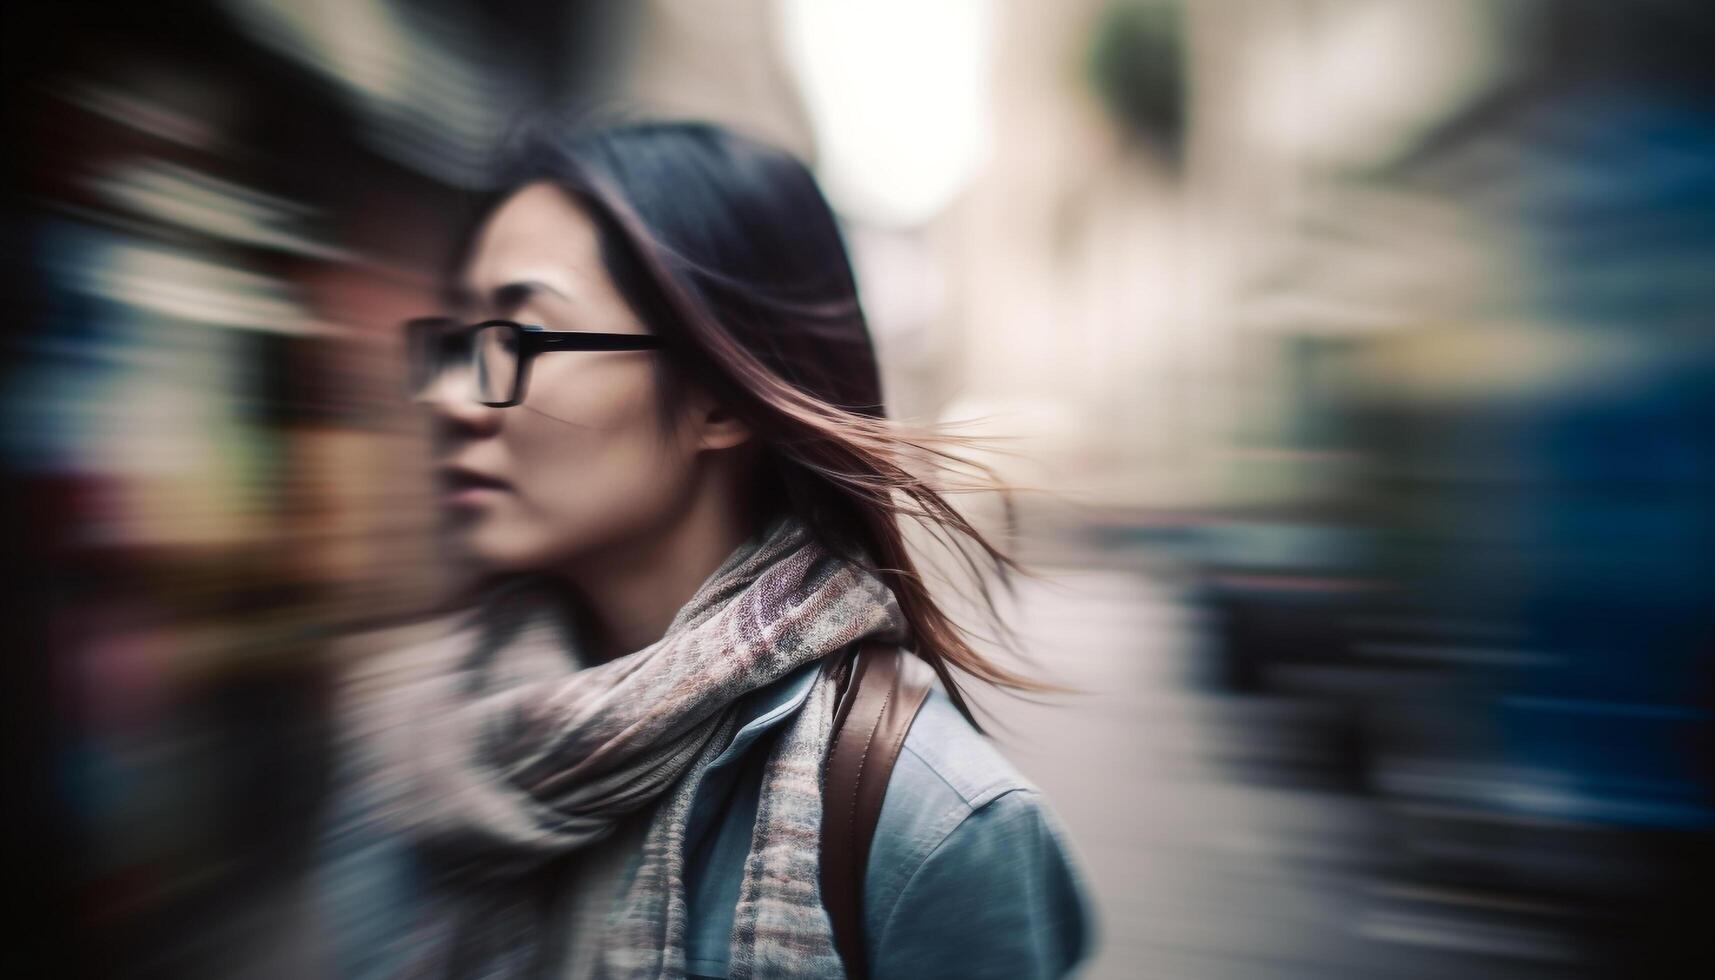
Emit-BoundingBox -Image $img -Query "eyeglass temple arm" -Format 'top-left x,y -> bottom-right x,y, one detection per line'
528,332 -> 666,351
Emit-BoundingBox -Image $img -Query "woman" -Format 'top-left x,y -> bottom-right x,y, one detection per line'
316,117 -> 1093,979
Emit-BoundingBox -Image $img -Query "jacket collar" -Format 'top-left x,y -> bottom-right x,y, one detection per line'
705,658 -> 824,771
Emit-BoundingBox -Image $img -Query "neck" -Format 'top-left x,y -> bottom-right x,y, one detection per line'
553,473 -> 763,664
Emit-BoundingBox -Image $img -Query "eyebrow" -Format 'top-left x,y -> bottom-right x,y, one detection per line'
444,279 -> 574,313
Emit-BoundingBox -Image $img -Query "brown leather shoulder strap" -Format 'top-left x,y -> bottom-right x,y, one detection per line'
820,641 -> 935,979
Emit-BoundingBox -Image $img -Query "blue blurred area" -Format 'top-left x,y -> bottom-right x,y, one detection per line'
1182,53 -> 1715,976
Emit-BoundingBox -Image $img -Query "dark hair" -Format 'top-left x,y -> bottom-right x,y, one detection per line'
450,114 -> 1058,725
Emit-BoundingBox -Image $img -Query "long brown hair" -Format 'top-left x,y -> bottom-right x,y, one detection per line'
457,115 -> 1060,727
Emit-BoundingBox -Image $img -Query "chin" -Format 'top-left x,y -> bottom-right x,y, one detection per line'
444,519 -> 533,573
467,528 -> 602,579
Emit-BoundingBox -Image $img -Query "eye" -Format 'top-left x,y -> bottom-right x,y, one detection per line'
438,332 -> 472,358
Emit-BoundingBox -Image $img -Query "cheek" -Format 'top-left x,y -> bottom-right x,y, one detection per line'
478,357 -> 690,565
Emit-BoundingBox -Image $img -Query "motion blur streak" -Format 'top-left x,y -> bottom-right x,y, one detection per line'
3,1 -> 1710,977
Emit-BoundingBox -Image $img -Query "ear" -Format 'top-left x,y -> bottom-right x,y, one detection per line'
687,389 -> 753,452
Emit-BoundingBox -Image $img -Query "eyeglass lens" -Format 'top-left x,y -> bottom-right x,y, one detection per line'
408,320 -> 518,404
473,323 -> 518,403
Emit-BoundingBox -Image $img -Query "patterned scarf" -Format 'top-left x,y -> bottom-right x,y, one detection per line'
362,512 -> 907,978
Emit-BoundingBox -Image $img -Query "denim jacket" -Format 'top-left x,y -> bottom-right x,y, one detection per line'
316,659 -> 1096,978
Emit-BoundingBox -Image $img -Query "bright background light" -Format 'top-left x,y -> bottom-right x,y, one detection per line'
777,0 -> 996,228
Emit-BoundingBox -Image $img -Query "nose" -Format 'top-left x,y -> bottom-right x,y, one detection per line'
415,366 -> 502,435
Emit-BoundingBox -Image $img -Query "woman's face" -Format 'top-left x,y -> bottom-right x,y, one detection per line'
422,181 -> 703,572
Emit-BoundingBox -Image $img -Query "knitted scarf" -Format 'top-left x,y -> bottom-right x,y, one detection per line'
361,513 -> 907,978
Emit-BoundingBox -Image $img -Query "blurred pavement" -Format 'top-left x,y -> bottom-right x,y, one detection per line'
971,542 -> 1572,980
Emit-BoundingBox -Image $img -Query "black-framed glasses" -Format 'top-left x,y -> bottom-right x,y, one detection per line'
403,317 -> 666,407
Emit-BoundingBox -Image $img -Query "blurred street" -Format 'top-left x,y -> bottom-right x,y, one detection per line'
969,532 -> 1582,980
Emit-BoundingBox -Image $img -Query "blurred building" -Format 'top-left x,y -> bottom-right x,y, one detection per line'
3,2 -> 812,975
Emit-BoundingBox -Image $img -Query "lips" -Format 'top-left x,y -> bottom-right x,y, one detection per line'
436,465 -> 512,494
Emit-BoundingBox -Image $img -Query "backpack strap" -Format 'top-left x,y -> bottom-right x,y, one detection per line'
820,641 -> 935,979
